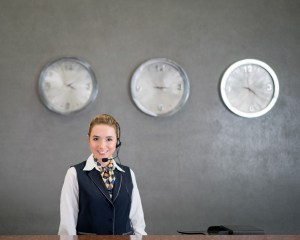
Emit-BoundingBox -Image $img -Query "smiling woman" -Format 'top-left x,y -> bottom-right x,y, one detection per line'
88,124 -> 118,166
58,114 -> 147,235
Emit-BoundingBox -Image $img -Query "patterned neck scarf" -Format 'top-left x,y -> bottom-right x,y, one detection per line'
95,159 -> 116,191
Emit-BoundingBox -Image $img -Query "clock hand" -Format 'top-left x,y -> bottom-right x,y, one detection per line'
66,82 -> 76,89
153,86 -> 167,90
65,78 -> 79,89
243,87 -> 257,96
246,71 -> 250,88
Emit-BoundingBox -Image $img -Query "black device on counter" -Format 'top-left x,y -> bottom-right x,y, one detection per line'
178,225 -> 264,235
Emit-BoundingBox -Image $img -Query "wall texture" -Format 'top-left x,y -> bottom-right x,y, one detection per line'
0,0 -> 299,235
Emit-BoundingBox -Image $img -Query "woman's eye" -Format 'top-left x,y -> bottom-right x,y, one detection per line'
93,137 -> 99,141
107,138 -> 113,141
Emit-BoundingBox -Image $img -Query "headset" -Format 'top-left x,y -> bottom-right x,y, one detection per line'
115,119 -> 122,164
115,120 -> 122,149
101,114 -> 122,163
101,115 -> 130,202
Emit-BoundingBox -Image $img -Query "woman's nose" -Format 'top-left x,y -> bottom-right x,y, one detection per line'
98,140 -> 106,148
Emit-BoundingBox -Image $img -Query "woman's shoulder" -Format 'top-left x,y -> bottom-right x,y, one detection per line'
72,160 -> 86,169
118,163 -> 137,179
114,162 -> 132,173
117,162 -> 129,169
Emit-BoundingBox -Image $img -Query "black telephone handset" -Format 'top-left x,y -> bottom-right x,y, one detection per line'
207,225 -> 264,235
178,225 -> 264,235
207,225 -> 231,235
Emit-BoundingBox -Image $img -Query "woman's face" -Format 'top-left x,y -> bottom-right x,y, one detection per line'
89,124 -> 117,165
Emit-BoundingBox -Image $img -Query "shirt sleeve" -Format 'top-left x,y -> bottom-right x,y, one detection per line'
129,169 -> 147,235
58,167 -> 79,235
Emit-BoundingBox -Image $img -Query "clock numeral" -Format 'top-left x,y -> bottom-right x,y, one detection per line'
64,63 -> 74,71
47,71 -> 54,77
156,64 -> 165,72
226,86 -> 231,92
157,104 -> 163,112
44,82 -> 51,90
86,83 -> 90,90
65,102 -> 70,110
243,65 -> 253,73
266,83 -> 273,91
136,85 -> 142,92
177,84 -> 182,91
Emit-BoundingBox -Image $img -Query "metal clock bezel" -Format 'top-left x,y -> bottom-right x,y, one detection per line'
130,58 -> 190,117
38,57 -> 98,115
220,59 -> 279,118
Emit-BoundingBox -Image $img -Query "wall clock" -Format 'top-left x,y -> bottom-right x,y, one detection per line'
38,57 -> 98,115
220,59 -> 279,118
130,58 -> 190,117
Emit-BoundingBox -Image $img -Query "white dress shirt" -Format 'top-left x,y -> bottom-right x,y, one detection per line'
58,154 -> 147,235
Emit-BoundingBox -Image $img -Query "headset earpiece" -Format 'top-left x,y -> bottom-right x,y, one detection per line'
115,120 -> 121,148
116,139 -> 122,148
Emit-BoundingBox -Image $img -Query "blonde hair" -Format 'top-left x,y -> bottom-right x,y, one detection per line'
88,114 -> 120,138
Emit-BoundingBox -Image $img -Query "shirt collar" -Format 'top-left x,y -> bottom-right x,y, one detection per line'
83,154 -> 125,172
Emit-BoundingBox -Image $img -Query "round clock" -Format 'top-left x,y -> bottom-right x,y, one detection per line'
220,59 -> 279,118
38,57 -> 98,115
130,58 -> 190,117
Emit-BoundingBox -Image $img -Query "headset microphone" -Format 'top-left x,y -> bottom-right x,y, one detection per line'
101,139 -> 121,163
101,156 -> 117,163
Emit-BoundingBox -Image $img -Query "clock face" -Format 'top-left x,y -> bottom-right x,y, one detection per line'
131,58 -> 190,117
38,57 -> 98,115
220,59 -> 279,118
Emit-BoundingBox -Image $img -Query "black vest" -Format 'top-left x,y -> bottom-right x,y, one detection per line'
74,161 -> 133,235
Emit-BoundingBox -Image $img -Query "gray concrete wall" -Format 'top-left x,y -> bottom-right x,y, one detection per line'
0,0 -> 299,234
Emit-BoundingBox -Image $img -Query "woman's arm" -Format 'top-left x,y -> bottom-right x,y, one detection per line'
58,167 -> 79,235
129,169 -> 147,235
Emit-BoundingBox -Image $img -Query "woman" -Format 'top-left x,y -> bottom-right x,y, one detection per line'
58,114 -> 146,235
